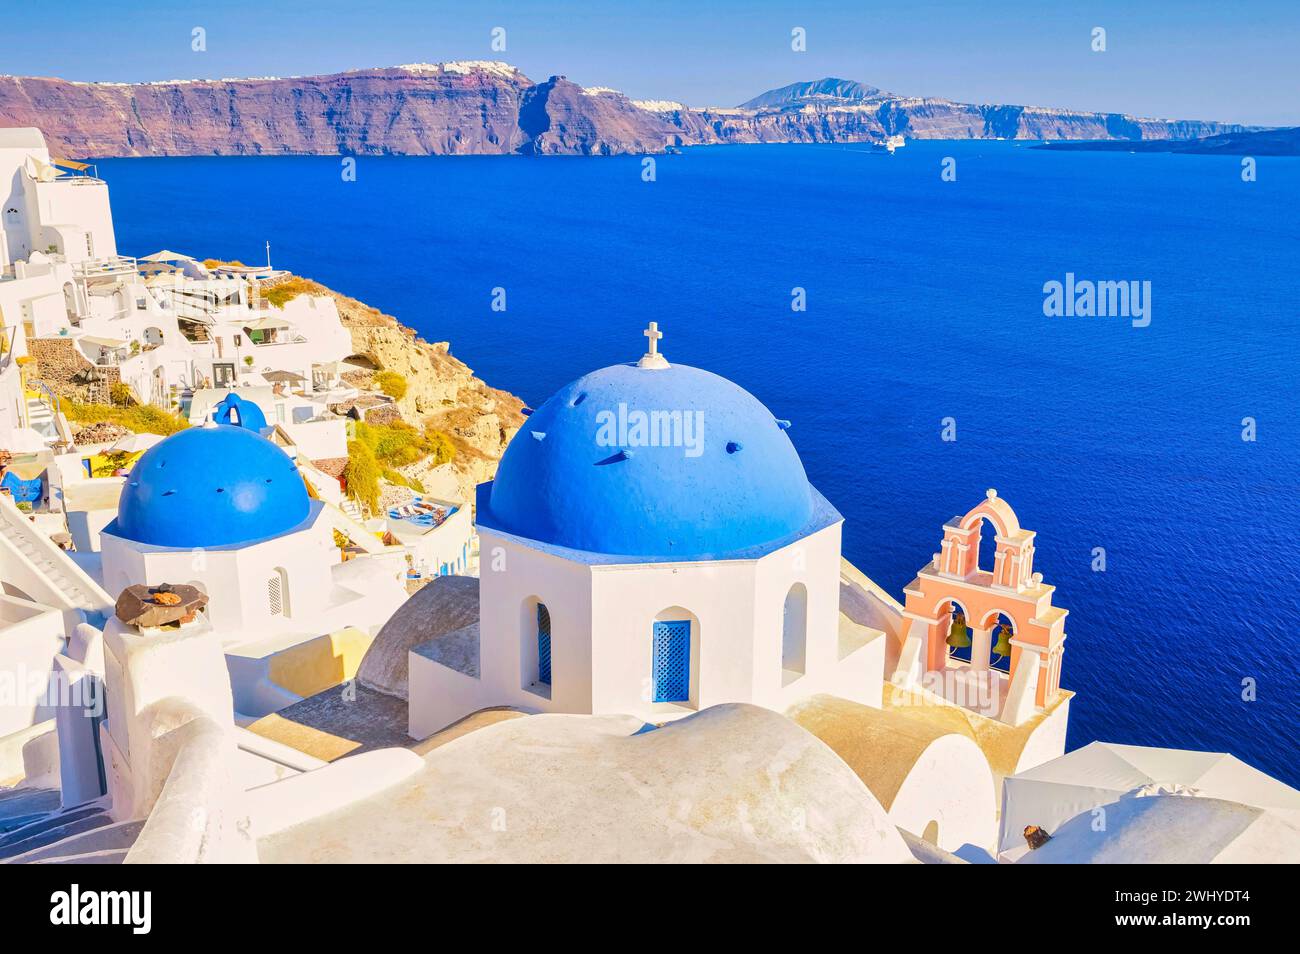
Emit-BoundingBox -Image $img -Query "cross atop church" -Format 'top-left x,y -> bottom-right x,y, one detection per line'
644,321 -> 662,355
638,321 -> 670,369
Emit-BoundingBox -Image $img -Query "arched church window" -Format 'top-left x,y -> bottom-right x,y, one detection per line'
652,620 -> 690,703
536,603 -> 552,685
268,567 -> 289,617
3,207 -> 19,223
782,583 -> 808,679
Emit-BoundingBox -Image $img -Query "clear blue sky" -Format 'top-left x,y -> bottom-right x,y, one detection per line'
6,0 -> 1297,125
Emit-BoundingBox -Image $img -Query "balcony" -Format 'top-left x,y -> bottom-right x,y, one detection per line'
72,256 -> 139,281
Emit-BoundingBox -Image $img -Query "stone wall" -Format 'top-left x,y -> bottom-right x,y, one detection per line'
26,337 -> 119,402
328,397 -> 402,426
360,403 -> 401,426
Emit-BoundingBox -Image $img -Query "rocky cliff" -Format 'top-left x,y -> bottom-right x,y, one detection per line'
0,63 -> 1246,157
261,274 -> 525,504
1037,124 -> 1300,156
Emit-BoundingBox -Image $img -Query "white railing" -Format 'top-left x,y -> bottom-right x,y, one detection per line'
72,256 -> 138,280
0,493 -> 114,625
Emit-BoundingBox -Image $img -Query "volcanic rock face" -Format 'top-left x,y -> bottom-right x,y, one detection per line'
738,77 -> 891,110
1037,124 -> 1300,156
259,274 -> 525,505
0,65 -> 536,157
518,77 -> 677,155
0,64 -> 1245,157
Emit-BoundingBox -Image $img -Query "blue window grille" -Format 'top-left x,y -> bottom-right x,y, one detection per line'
537,604 -> 552,685
652,620 -> 690,703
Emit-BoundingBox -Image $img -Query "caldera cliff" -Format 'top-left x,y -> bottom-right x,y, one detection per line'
0,64 -> 1247,157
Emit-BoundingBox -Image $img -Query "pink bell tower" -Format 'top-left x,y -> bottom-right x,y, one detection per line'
901,490 -> 1069,724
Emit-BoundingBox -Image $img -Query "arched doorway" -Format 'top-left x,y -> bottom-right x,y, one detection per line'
782,583 -> 808,680
650,607 -> 698,706
151,366 -> 167,405
519,595 -> 551,695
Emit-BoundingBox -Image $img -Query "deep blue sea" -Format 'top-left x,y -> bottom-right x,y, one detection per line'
97,142 -> 1299,785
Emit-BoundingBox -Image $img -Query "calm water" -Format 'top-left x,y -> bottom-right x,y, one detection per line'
97,142 -> 1300,784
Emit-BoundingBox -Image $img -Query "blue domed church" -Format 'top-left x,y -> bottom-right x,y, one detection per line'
408,325 -> 885,736
97,417 -> 408,714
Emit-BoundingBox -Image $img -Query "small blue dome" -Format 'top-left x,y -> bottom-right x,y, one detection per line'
212,392 -> 267,431
113,424 -> 310,548
485,363 -> 814,558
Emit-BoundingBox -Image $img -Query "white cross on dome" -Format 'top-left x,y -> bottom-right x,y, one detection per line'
638,321 -> 669,369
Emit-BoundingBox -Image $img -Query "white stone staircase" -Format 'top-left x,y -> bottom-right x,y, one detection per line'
24,396 -> 57,440
0,788 -> 131,864
323,500 -> 388,555
0,496 -> 114,624
0,786 -> 60,833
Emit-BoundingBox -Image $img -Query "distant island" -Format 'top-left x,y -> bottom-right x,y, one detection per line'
1036,125 -> 1300,156
0,63 -> 1248,158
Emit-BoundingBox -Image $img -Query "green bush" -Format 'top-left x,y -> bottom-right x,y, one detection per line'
109,382 -> 135,406
354,421 -> 420,467
262,276 -> 320,308
374,370 -> 408,401
66,400 -> 187,436
350,420 -> 457,472
344,439 -> 381,515
380,470 -> 425,494
426,429 -> 455,467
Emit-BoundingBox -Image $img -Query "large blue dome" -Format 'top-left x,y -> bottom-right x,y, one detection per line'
112,424 -> 310,548
483,362 -> 816,559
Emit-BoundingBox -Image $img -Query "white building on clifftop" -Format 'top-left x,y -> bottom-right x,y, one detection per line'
0,127 -> 360,454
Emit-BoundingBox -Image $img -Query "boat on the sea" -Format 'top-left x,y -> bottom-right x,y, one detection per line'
871,134 -> 906,154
